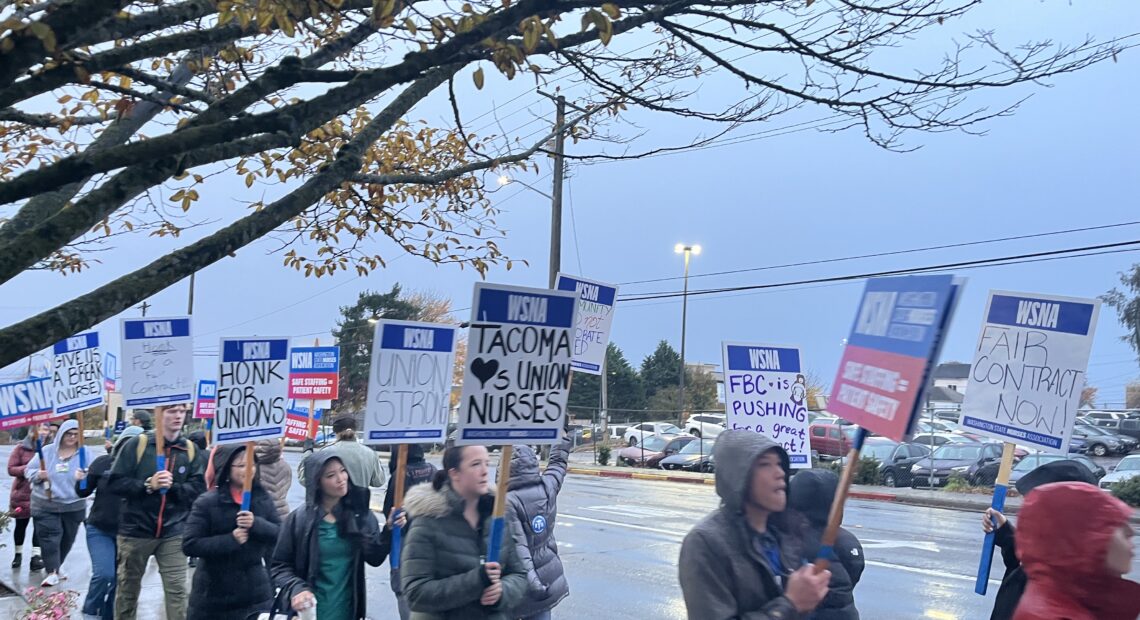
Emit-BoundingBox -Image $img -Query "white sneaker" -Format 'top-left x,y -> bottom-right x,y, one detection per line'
40,573 -> 59,587
83,615 -> 100,620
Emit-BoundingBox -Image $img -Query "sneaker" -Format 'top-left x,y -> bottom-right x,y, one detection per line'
10,553 -> 21,569
83,615 -> 100,620
29,555 -> 44,571
40,573 -> 59,587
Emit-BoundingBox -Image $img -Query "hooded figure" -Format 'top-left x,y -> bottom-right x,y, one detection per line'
788,469 -> 864,620
271,452 -> 385,620
1013,482 -> 1140,620
678,431 -> 820,620
25,419 -> 87,585
986,459 -> 1099,620
503,439 -> 571,619
255,439 -> 292,518
183,444 -> 281,620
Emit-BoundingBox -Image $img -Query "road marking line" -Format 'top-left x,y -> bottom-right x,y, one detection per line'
562,513 -> 682,537
925,610 -> 958,620
865,560 -> 1001,586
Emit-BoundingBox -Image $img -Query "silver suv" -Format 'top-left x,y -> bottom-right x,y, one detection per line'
686,413 -> 726,439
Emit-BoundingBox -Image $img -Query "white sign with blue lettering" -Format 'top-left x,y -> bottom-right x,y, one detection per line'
555,273 -> 619,375
51,332 -> 104,414
457,283 -> 578,446
722,341 -> 812,468
215,337 -> 290,444
120,316 -> 195,408
364,319 -> 458,444
959,291 -> 1100,454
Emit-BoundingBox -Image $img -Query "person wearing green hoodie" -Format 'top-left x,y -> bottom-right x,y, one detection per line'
25,419 -> 87,588
678,431 -> 831,620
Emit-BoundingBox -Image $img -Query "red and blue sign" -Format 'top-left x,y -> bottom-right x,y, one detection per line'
285,402 -> 323,441
0,377 -> 57,429
828,275 -> 961,441
194,380 -> 216,420
287,347 -> 340,400
103,353 -> 117,392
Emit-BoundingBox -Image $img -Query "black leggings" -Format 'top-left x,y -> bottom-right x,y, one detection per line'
13,517 -> 39,548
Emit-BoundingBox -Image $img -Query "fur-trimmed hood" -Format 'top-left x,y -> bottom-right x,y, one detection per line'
403,481 -> 494,521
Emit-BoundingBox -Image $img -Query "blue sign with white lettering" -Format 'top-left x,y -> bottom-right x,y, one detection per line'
472,285 -> 576,327
556,273 -> 619,375
0,377 -> 56,429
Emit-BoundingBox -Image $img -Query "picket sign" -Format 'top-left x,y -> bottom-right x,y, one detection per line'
962,290 -> 1100,595
241,440 -> 256,511
389,444 -> 409,570
817,275 -> 962,572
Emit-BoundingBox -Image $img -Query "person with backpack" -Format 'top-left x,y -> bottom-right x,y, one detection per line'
8,421 -> 52,571
75,425 -> 144,620
271,453 -> 386,620
401,444 -> 528,619
183,444 -> 281,620
788,468 -> 864,620
503,437 -> 572,620
25,419 -> 87,588
381,444 -> 437,620
255,438 -> 292,519
108,403 -> 206,620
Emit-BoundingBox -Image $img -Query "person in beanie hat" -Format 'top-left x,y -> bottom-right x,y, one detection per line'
130,412 -> 152,431
981,459 -> 1100,620
299,416 -> 385,492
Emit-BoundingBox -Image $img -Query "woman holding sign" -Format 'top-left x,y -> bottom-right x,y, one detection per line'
271,453 -> 385,620
183,445 -> 281,620
24,419 -> 86,588
401,445 -> 528,619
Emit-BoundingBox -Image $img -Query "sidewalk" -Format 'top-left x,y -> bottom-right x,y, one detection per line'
567,463 -> 1139,523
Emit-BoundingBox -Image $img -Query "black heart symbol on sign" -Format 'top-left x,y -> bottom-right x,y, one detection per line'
471,357 -> 499,388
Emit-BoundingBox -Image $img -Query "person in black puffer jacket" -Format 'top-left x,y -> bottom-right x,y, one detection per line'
382,444 -> 438,620
788,469 -> 864,620
182,444 -> 281,620
504,437 -> 571,620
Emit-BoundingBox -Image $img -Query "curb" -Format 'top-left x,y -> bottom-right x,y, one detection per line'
569,466 -> 716,485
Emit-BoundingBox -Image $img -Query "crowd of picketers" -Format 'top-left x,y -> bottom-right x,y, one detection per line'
6,404 -> 1139,620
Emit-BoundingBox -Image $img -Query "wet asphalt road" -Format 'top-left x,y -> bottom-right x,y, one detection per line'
0,444 -> 1136,619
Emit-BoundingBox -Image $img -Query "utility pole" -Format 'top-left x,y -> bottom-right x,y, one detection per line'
187,272 -> 196,315
138,301 -> 151,317
538,92 -> 568,288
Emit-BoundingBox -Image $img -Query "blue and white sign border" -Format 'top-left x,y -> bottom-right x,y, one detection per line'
721,341 -> 812,468
555,273 -> 619,375
364,318 -> 458,444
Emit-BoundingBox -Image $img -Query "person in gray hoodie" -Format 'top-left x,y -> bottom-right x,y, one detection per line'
678,431 -> 830,620
504,438 -> 571,620
25,418 -> 87,588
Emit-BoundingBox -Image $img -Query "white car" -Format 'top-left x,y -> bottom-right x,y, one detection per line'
625,422 -> 682,446
686,414 -> 726,439
1100,455 -> 1140,490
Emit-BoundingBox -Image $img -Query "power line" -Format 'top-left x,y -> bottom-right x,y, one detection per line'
619,219 -> 1140,287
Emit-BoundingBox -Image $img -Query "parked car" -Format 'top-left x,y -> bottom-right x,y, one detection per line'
1008,454 -> 1106,486
810,423 -> 859,459
846,437 -> 932,488
624,422 -> 682,446
1095,418 -> 1140,442
910,432 -> 977,449
1076,423 -> 1138,454
1081,411 -> 1132,426
658,438 -> 716,472
686,413 -> 726,439
1100,454 -> 1140,490
1072,427 -> 1127,457
617,434 -> 696,468
910,442 -> 1003,488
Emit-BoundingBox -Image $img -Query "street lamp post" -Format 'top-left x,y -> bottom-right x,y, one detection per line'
674,243 -> 701,425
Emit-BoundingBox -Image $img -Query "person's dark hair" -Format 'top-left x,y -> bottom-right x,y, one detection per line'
314,456 -> 369,541
432,445 -> 467,490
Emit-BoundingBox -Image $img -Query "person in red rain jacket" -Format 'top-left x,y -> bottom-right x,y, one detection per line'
8,422 -> 53,570
1013,481 -> 1140,620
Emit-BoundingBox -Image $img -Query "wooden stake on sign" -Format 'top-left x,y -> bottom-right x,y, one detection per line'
35,437 -> 51,501
390,444 -> 410,569
306,338 -> 320,448
975,441 -> 1016,595
813,427 -> 868,573
205,419 -> 212,447
77,411 -> 88,491
155,408 -> 168,496
485,445 -> 514,564
241,440 -> 256,511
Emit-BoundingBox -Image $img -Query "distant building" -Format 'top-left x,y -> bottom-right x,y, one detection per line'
932,362 -> 971,395
925,386 -> 964,412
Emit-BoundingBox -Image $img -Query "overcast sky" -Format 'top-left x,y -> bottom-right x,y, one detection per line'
4,2 -> 1140,406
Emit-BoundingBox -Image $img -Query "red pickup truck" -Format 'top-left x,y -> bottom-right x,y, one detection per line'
810,423 -> 858,460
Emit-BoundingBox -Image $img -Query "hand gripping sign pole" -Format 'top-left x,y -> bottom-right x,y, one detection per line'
975,442 -> 1015,594
241,440 -> 256,511
36,436 -> 51,501
814,427 -> 867,572
155,409 -> 167,495
389,444 -> 409,569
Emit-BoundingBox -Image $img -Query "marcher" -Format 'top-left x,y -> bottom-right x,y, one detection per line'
504,437 -> 572,620
76,425 -> 144,620
108,403 -> 206,620
381,444 -> 438,620
272,453 -> 385,620
788,469 -> 864,620
255,438 -> 292,519
130,411 -> 152,431
1013,481 -> 1139,620
8,421 -> 52,571
25,419 -> 87,587
300,416 -> 386,492
183,445 -> 281,620
678,431 -> 830,619
981,459 -> 1099,620
401,444 -> 528,619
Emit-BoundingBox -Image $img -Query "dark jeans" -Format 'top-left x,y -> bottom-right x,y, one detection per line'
34,509 -> 84,573
83,524 -> 117,618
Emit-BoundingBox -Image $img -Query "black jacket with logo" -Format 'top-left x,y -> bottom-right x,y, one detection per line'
108,432 -> 207,539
